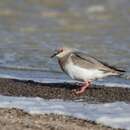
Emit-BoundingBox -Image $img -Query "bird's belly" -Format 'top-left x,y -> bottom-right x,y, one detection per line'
64,64 -> 105,81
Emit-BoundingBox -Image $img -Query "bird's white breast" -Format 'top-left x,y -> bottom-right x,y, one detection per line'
64,62 -> 107,81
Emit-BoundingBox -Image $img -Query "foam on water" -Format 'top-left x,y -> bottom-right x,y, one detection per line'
0,95 -> 129,130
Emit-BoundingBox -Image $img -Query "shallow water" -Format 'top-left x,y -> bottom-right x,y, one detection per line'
0,0 -> 130,84
0,67 -> 130,88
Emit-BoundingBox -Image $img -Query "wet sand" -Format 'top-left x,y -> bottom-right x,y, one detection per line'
0,77 -> 129,130
0,78 -> 129,103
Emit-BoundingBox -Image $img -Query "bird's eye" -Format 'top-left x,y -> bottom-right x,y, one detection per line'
58,48 -> 63,52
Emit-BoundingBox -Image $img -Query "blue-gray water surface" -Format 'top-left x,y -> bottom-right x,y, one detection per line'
0,0 -> 130,85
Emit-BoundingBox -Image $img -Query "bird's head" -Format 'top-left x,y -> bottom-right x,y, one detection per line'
50,47 -> 72,58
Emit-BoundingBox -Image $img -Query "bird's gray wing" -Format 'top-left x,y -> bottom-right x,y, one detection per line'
71,51 -> 125,73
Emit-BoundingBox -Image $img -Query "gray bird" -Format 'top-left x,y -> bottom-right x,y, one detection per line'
51,48 -> 125,94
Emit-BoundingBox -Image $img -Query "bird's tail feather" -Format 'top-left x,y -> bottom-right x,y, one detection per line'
115,69 -> 130,81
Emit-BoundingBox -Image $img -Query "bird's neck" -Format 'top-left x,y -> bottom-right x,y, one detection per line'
58,53 -> 71,70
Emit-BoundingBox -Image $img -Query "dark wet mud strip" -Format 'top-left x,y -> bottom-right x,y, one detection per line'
0,78 -> 129,103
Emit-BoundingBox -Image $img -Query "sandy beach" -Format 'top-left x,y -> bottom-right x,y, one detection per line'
0,108 -> 119,130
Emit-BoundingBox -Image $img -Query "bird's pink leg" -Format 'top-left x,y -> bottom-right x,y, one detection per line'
75,80 -> 91,95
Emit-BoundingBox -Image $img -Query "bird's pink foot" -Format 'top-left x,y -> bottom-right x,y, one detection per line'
74,80 -> 91,95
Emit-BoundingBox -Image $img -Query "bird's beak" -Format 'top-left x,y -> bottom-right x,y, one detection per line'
50,51 -> 59,58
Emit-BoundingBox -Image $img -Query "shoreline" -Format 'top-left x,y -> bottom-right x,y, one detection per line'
0,77 -> 129,130
0,108 -> 121,130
